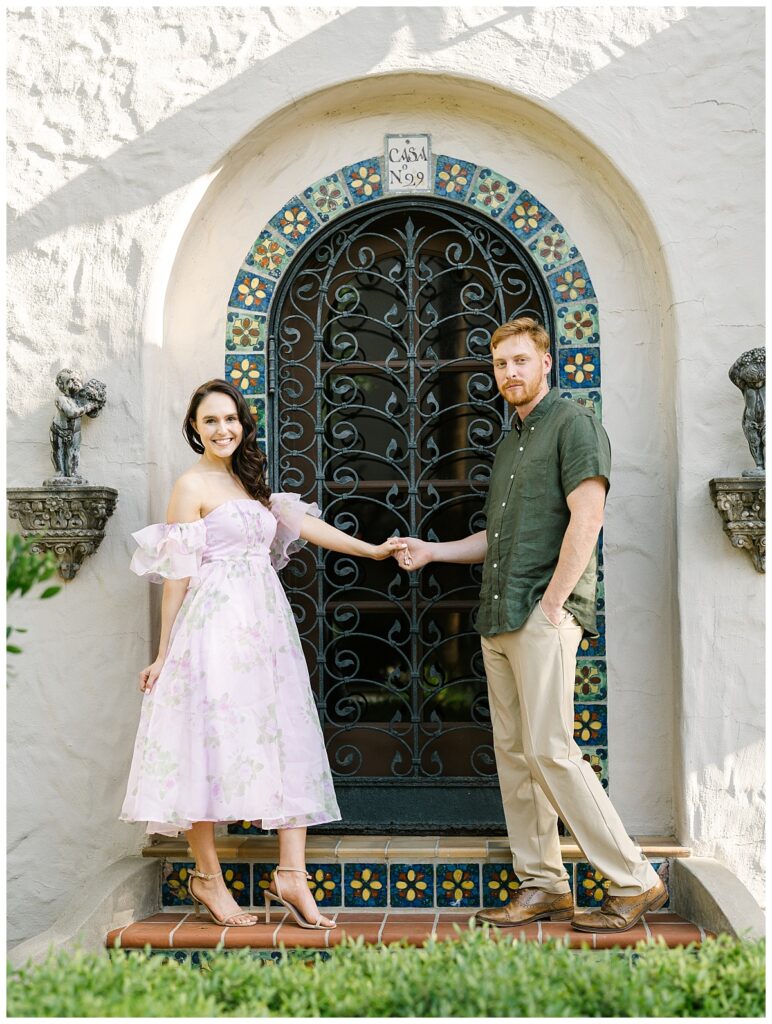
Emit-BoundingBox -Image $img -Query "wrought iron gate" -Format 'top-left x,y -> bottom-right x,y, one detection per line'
269,196 -> 553,831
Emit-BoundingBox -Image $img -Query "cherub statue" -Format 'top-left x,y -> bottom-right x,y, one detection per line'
47,369 -> 107,485
729,348 -> 765,477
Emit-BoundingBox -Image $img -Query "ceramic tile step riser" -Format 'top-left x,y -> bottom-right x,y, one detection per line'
108,910 -> 714,954
160,857 -> 674,913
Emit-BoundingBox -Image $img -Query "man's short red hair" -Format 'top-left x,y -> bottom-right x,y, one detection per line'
490,317 -> 550,355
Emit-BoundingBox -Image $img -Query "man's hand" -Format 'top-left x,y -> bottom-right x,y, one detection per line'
394,536 -> 434,572
539,597 -> 565,627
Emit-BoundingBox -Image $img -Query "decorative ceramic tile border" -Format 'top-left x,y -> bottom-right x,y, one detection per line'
223,150 -> 608,799
161,861 -> 250,907
161,856 -> 670,910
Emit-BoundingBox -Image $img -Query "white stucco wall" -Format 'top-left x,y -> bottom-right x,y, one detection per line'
7,6 -> 764,942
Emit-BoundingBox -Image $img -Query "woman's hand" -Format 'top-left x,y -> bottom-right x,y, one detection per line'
370,536 -> 408,561
139,657 -> 165,694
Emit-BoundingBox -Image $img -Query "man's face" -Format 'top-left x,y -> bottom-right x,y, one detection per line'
492,334 -> 551,408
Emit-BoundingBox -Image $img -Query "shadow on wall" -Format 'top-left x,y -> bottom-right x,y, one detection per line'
8,5 -> 691,255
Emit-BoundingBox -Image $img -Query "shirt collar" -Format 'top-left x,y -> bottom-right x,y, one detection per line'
514,387 -> 558,432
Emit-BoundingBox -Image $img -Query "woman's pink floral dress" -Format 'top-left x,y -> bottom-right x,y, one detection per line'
120,494 -> 341,837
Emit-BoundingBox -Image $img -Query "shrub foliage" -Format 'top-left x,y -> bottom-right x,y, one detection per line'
7,931 -> 765,1018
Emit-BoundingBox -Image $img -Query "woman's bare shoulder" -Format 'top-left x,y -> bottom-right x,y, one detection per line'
172,468 -> 208,498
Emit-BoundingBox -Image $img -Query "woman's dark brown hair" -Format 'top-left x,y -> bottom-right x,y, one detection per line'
183,379 -> 271,508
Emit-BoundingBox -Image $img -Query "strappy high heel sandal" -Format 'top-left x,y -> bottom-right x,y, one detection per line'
264,866 -> 337,930
188,867 -> 258,927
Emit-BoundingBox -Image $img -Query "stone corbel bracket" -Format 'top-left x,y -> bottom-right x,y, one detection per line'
7,486 -> 119,581
709,477 -> 765,573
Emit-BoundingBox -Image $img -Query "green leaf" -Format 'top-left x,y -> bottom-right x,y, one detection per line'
6,645 -> 22,655
40,587 -> 61,599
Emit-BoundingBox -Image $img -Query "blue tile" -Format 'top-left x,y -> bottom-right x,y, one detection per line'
481,863 -> 520,908
245,395 -> 266,435
436,863 -> 480,908
252,864 -> 275,907
162,862 -> 194,906
307,863 -> 342,907
547,260 -> 596,302
344,863 -> 388,907
433,155 -> 475,201
228,270 -> 274,314
221,863 -> 251,906
504,190 -> 551,240
558,346 -> 600,390
576,862 -> 611,907
225,353 -> 266,397
268,198 -> 321,244
227,820 -> 264,835
342,158 -> 384,205
574,703 -> 608,747
579,614 -> 605,657
390,864 -> 434,908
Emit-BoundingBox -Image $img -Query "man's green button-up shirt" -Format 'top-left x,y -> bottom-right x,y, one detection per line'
475,389 -> 611,639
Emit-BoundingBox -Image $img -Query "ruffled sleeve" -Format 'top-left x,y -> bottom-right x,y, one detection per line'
130,520 -> 207,584
269,492 -> 321,571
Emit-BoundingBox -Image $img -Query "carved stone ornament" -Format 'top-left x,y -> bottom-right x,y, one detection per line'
7,486 -> 118,581
709,477 -> 765,573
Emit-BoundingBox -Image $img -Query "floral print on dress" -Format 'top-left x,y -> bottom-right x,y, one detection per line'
121,495 -> 340,836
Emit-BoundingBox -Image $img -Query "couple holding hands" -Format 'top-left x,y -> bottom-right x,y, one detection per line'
121,316 -> 666,934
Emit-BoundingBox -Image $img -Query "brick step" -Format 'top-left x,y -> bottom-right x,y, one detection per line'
147,835 -> 685,913
107,909 -> 713,954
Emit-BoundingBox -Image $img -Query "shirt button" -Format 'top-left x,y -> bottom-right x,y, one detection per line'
530,426 -> 534,431
519,446 -> 523,452
494,532 -> 499,538
501,502 -> 506,507
493,563 -> 498,568
494,594 -> 499,600
510,474 -> 514,479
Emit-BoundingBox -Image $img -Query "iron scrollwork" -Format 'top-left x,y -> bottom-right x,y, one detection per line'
269,197 -> 552,793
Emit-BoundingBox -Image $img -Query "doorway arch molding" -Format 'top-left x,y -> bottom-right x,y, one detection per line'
223,152 -> 603,444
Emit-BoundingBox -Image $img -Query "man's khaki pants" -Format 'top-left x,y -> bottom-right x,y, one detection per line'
481,603 -> 659,897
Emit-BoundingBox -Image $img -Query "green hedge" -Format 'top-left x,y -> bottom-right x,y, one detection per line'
7,931 -> 765,1018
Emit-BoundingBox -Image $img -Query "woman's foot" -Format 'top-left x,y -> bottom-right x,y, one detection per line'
270,868 -> 335,928
189,874 -> 257,926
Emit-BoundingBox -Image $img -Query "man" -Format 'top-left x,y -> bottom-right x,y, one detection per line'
397,317 -> 666,933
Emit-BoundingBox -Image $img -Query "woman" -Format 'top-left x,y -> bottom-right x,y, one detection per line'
121,379 -> 405,929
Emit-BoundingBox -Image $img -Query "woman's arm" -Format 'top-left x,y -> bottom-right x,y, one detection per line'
139,477 -> 202,694
299,514 -> 406,561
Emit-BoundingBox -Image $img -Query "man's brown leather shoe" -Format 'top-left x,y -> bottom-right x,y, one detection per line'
474,887 -> 573,927
571,879 -> 668,933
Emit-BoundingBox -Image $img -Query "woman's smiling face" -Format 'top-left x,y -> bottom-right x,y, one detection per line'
192,391 -> 243,461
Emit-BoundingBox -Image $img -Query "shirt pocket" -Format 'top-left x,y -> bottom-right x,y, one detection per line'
518,458 -> 548,498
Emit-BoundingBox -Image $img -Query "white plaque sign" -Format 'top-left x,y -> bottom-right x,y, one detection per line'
384,134 -> 431,193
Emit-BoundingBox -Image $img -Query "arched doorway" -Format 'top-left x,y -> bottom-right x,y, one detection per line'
268,196 -> 553,830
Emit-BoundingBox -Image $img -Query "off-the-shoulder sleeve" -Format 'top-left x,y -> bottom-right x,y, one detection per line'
269,492 -> 321,571
130,520 -> 207,583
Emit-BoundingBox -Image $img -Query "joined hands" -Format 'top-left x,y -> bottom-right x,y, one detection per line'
392,536 -> 433,572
